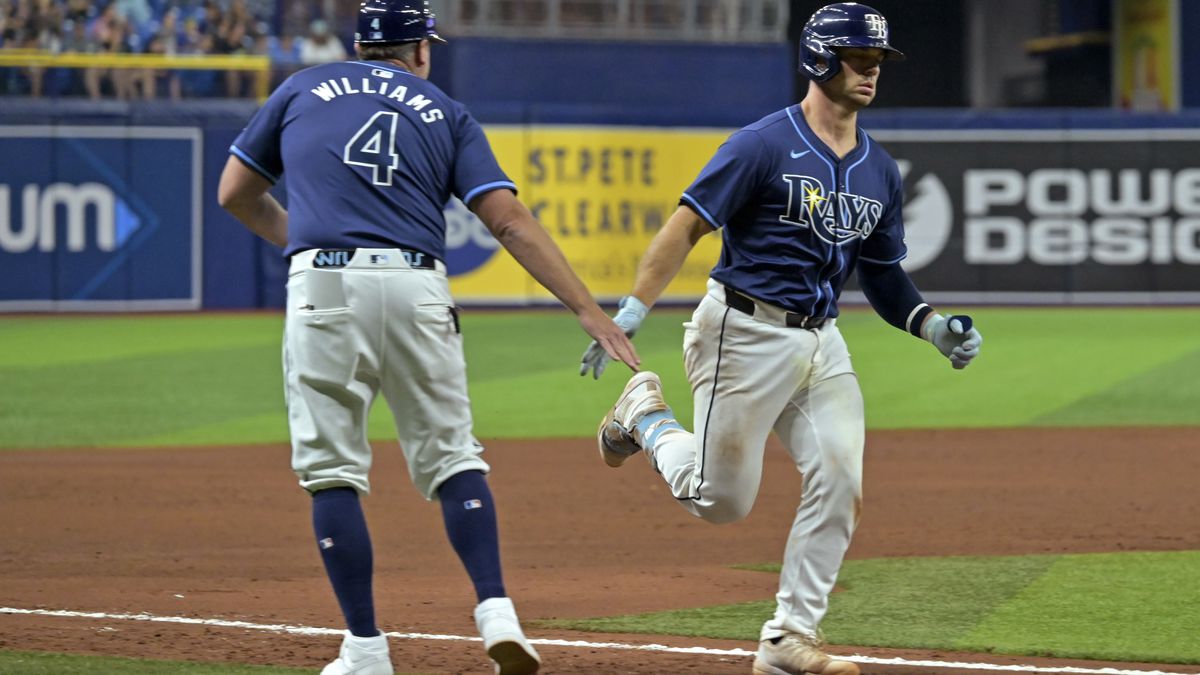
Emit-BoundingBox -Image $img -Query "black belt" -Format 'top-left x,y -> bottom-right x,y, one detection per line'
723,286 -> 827,330
308,248 -> 440,270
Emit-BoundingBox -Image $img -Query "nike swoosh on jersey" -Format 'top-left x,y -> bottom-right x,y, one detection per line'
790,150 -> 810,159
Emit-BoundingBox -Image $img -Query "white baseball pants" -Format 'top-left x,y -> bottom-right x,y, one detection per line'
649,279 -> 865,640
284,248 -> 489,500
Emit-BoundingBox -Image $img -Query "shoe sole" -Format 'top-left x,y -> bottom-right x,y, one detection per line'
488,640 -> 540,674
752,656 -> 860,675
596,371 -> 662,468
751,660 -> 791,675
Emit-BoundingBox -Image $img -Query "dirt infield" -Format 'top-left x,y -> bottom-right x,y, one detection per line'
1,428 -> 1198,674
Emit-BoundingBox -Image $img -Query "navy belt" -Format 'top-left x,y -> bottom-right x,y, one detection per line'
307,247 -> 440,270
723,286 -> 828,330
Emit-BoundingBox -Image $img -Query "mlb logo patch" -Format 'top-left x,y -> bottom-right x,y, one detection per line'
319,537 -> 335,549
370,254 -> 389,264
463,499 -> 482,510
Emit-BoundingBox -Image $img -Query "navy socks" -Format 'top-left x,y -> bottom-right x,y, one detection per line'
311,472 -> 504,634
312,487 -> 377,638
437,470 -> 506,603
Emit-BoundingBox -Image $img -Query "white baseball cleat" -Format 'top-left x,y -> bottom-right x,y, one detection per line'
751,632 -> 860,675
597,370 -> 669,467
474,597 -> 541,675
321,632 -> 394,675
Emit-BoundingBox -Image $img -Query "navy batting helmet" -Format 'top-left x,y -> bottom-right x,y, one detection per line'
799,2 -> 904,82
356,0 -> 445,44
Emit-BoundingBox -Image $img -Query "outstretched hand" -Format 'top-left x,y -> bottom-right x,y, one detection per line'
579,296 -> 646,378
925,314 -> 983,369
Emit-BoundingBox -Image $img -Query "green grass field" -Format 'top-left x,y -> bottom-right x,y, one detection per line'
0,651 -> 317,675
546,551 -> 1200,665
2,307 -> 1198,449
2,308 -> 1198,671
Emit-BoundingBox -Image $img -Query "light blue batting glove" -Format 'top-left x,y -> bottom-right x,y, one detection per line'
924,314 -> 983,370
580,296 -> 648,379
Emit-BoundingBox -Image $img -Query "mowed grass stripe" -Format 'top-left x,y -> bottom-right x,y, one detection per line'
0,650 -> 318,675
0,345 -> 283,448
3,308 -> 1200,448
843,307 -> 1200,429
1034,348 -> 1200,426
0,315 -> 281,368
960,551 -> 1200,664
544,552 -> 1200,665
544,555 -> 1057,644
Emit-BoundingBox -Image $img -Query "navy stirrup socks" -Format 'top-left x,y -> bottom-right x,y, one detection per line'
312,487 -> 377,637
438,470 -> 506,602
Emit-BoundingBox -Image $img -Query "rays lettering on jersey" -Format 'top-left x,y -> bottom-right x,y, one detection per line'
778,174 -> 883,245
309,77 -> 445,124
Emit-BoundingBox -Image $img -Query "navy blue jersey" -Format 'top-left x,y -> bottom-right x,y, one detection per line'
231,60 -> 516,259
682,104 -> 907,318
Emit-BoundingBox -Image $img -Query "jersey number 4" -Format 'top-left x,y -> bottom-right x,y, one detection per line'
343,111 -> 401,186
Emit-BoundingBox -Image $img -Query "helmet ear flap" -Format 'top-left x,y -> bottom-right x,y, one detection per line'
800,38 -> 840,83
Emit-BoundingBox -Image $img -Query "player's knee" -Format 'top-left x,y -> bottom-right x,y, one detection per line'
696,491 -> 755,524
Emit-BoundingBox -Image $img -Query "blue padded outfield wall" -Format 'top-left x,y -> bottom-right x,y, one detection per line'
2,38 -> 1199,310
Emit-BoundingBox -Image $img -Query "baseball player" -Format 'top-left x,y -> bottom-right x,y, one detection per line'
580,4 -> 982,674
217,1 -> 639,673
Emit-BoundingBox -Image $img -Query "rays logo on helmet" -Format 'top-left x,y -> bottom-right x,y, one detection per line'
864,14 -> 888,40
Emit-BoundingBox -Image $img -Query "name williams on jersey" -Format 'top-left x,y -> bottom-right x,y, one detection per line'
779,174 -> 883,245
309,76 -> 445,124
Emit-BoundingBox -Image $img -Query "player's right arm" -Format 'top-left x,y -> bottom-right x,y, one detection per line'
219,76 -> 294,247
629,205 -> 714,309
217,157 -> 288,247
578,205 -> 712,378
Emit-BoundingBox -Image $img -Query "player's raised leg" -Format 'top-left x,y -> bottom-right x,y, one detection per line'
599,290 -> 819,525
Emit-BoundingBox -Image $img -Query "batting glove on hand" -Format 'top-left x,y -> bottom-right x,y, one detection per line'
580,296 -> 648,379
924,314 -> 983,370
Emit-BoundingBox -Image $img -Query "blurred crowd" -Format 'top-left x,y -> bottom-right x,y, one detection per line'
0,0 -> 352,99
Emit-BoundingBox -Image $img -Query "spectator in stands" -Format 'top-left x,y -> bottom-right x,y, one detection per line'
177,13 -> 216,98
146,6 -> 183,100
64,0 -> 91,24
298,18 -> 346,65
90,11 -> 150,100
58,17 -> 95,96
113,0 -> 151,30
211,0 -> 260,97
20,0 -> 65,96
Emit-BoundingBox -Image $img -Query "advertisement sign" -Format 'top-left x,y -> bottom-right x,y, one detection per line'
447,126 -> 729,303
854,129 -> 1200,303
449,125 -> 1200,306
0,126 -> 202,311
1114,0 -> 1179,111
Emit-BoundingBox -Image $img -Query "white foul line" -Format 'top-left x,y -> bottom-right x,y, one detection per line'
0,607 -> 1192,675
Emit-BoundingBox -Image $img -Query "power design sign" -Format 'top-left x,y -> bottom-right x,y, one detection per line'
868,129 -> 1200,303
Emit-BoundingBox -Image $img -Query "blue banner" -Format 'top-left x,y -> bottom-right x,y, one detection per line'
0,127 -> 202,310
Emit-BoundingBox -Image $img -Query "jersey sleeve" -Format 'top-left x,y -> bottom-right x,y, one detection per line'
229,78 -> 293,184
857,160 -> 908,264
451,107 -> 517,205
680,129 -> 769,230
